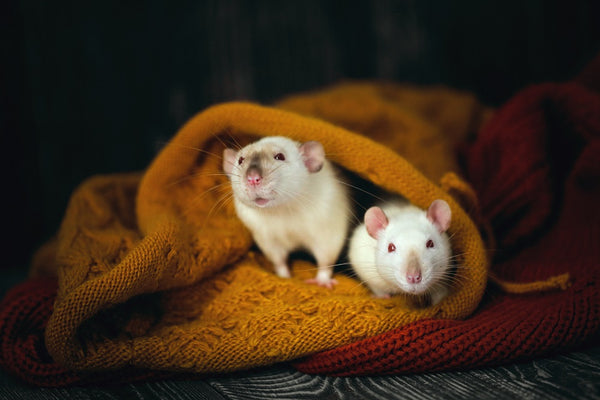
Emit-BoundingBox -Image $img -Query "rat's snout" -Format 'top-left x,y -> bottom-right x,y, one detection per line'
244,154 -> 265,187
406,251 -> 422,284
246,168 -> 262,187
406,269 -> 422,284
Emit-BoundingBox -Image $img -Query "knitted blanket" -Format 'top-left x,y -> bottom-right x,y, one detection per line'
294,76 -> 600,374
7,83 -> 491,383
1,59 -> 598,385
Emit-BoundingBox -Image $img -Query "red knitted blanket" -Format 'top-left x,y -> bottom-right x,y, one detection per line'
2,58 -> 599,386
294,77 -> 600,374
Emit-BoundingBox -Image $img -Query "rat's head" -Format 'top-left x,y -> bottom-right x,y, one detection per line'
365,199 -> 452,296
223,136 -> 325,209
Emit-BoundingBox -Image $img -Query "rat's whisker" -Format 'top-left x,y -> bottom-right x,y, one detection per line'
337,180 -> 385,202
159,140 -> 225,160
181,184 -> 232,217
166,172 -> 234,188
223,129 -> 243,151
199,191 -> 234,229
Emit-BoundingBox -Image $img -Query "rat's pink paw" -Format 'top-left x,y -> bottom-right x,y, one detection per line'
305,278 -> 338,289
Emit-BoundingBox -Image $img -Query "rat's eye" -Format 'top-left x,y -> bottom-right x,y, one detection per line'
238,156 -> 245,165
274,153 -> 285,161
388,243 -> 396,253
426,239 -> 435,249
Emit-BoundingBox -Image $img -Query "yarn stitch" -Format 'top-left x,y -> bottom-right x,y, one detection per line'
40,83 -> 489,374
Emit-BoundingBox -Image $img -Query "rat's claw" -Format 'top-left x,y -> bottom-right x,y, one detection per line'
305,277 -> 338,289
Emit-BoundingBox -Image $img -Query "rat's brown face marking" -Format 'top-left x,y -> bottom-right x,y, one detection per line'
223,137 -> 328,210
225,137 -> 312,209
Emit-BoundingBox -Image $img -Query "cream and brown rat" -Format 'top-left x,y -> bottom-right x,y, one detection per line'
348,198 -> 453,306
223,136 -> 351,288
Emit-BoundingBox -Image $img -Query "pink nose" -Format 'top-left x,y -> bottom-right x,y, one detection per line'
406,271 -> 422,284
246,172 -> 262,186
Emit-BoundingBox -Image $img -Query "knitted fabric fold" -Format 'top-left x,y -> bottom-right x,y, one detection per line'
2,73 -> 597,385
0,279 -> 172,386
294,80 -> 600,375
31,84 -> 489,376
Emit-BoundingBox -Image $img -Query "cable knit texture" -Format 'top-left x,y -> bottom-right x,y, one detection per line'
25,83 -> 489,377
294,76 -> 600,375
2,69 -> 597,385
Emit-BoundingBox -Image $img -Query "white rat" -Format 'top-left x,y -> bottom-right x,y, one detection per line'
223,136 -> 351,288
348,198 -> 453,306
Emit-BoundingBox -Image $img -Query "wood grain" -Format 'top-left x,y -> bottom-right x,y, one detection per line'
206,347 -> 600,400
2,346 -> 599,399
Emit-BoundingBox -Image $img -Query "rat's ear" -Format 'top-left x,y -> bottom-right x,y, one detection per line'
299,141 -> 325,173
427,199 -> 452,233
365,207 -> 389,239
223,148 -> 238,175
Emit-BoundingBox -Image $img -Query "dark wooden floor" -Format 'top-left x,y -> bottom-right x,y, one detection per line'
1,344 -> 599,399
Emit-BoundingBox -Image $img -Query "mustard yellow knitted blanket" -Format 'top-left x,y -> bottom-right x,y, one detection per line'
38,82 -> 490,374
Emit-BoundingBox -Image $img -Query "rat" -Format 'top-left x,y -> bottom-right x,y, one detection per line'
222,136 -> 351,288
348,198 -> 453,306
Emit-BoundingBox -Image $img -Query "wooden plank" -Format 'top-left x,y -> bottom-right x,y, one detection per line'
206,346 -> 600,400
1,346 -> 599,399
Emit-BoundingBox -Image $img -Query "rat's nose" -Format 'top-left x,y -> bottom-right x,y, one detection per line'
246,170 -> 262,186
406,271 -> 422,284
406,251 -> 422,284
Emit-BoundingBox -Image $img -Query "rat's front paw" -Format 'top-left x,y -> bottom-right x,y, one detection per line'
274,265 -> 291,279
305,277 -> 338,289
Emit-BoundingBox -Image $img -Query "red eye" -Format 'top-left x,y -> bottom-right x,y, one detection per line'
238,157 -> 244,165
388,243 -> 396,253
426,239 -> 435,248
274,153 -> 285,161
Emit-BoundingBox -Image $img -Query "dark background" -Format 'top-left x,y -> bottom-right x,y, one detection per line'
2,0 -> 599,270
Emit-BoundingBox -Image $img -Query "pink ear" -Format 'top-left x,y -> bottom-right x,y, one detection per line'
364,207 -> 389,239
426,199 -> 452,233
223,148 -> 237,174
299,141 -> 325,173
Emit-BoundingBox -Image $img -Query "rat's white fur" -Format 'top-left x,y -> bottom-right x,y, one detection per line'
349,199 -> 452,305
224,136 -> 350,287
